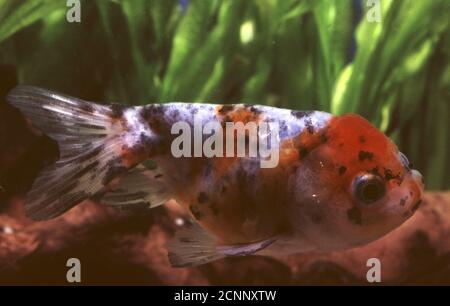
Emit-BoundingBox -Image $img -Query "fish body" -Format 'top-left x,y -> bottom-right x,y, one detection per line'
7,86 -> 424,267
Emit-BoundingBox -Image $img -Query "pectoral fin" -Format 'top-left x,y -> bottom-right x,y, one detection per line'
167,221 -> 277,267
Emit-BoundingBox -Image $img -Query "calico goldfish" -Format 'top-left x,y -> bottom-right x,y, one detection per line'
7,85 -> 424,267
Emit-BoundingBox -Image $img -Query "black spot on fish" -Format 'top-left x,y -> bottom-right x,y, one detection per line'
248,105 -> 262,115
291,110 -> 312,119
171,109 -> 180,119
80,103 -> 94,113
223,115 -> 233,123
298,146 -> 308,159
78,123 -> 106,130
218,105 -> 234,114
305,118 -> 314,134
142,104 -> 164,119
370,166 -> 381,177
148,117 -> 165,133
76,146 -> 103,164
384,168 -> 394,180
198,192 -> 209,204
411,199 -> 422,212
179,237 -> 195,243
399,197 -> 407,207
190,107 -> 198,115
104,191 -> 148,202
320,133 -> 328,143
279,121 -> 288,135
338,166 -> 347,175
138,131 -> 153,147
110,103 -> 125,119
59,191 -> 88,208
73,161 -> 99,180
142,106 -> 167,132
383,168 -> 401,181
102,164 -> 127,185
347,207 -> 362,225
189,205 -> 203,220
48,180 -> 79,203
358,151 -> 374,161
359,135 -> 366,143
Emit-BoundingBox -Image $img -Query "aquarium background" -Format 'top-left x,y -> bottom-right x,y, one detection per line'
0,0 -> 448,189
0,0 -> 449,285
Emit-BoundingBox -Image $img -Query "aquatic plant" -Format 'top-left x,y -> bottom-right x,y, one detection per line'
0,0 -> 448,189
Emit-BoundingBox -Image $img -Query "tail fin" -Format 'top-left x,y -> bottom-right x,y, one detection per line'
7,85 -> 137,220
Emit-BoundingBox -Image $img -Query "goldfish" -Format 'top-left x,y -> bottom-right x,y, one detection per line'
7,85 -> 424,267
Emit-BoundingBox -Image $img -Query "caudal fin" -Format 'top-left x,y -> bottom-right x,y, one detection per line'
7,85 -> 135,220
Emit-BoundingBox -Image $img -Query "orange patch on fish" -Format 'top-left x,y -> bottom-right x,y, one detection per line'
324,114 -> 404,183
216,105 -> 261,124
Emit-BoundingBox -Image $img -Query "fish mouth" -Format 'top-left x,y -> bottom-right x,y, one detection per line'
398,151 -> 425,190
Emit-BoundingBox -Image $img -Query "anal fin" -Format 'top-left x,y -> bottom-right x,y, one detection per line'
167,221 -> 277,267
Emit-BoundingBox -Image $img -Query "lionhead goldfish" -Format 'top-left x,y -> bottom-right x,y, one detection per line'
7,86 -> 424,267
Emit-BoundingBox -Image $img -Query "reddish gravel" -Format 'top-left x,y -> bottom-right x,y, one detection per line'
0,193 -> 449,285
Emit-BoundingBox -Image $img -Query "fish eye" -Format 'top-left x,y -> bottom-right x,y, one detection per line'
353,174 -> 386,205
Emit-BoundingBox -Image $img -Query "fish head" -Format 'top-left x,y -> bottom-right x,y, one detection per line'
289,114 -> 424,250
